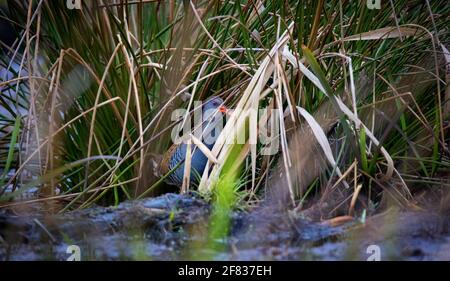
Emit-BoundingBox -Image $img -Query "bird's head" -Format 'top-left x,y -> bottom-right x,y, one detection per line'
203,96 -> 227,114
202,96 -> 229,121
201,96 -> 228,146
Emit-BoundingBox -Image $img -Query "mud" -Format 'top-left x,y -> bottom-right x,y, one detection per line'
0,193 -> 449,260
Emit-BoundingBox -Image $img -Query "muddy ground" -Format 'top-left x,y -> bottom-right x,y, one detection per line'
0,193 -> 449,260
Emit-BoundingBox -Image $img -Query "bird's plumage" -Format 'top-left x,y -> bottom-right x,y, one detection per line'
159,96 -> 227,186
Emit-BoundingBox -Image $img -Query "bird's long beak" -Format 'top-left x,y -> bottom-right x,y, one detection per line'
219,105 -> 229,114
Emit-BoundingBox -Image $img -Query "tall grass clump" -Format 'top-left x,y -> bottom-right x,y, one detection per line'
0,0 -> 448,226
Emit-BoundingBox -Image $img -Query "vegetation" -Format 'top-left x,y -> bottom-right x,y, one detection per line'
0,0 -> 449,234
